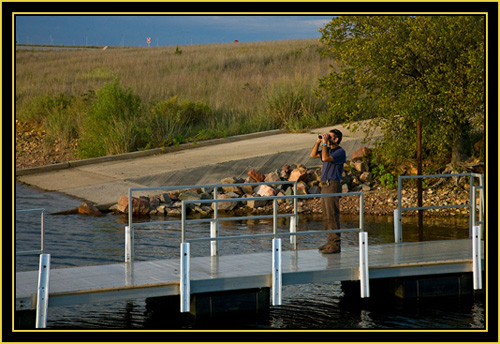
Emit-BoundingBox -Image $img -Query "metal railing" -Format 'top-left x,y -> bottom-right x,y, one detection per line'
394,173 -> 484,243
126,181 -> 298,262
15,208 -> 51,328
16,208 -> 45,256
179,191 -> 368,312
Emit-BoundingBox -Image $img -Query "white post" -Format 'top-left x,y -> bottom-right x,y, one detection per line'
272,238 -> 282,306
36,254 -> 51,328
472,226 -> 482,290
180,243 -> 191,312
210,221 -> 218,257
359,232 -> 370,298
125,226 -> 134,262
289,216 -> 297,248
393,209 -> 402,243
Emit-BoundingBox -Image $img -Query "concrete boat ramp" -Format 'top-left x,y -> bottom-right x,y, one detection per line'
16,123 -> 382,206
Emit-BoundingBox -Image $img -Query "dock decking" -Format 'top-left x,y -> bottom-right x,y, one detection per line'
16,238 -> 484,311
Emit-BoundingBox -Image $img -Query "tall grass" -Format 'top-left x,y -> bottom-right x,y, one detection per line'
15,39 -> 337,158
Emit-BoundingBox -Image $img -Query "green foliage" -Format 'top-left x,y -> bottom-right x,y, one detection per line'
78,79 -> 145,158
264,85 -> 329,131
146,96 -> 212,146
318,16 -> 485,168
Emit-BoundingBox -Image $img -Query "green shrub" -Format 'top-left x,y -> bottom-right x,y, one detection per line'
264,85 -> 328,131
146,96 -> 213,146
77,79 -> 145,158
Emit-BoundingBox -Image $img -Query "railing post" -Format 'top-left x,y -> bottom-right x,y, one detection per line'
210,221 -> 218,257
125,226 -> 134,263
393,209 -> 402,243
212,187 -> 219,256
472,226 -> 482,290
359,232 -> 370,298
289,215 -> 297,248
272,238 -> 282,306
36,253 -> 51,328
180,242 -> 191,312
40,210 -> 44,254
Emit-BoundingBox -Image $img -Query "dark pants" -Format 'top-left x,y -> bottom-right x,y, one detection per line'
321,180 -> 342,243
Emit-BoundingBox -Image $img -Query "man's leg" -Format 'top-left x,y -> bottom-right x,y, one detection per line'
319,181 -> 341,253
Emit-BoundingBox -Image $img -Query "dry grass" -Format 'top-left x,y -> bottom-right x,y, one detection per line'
15,39 -> 338,158
16,39 -> 332,115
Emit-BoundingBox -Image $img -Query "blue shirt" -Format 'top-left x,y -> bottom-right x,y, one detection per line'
320,146 -> 346,181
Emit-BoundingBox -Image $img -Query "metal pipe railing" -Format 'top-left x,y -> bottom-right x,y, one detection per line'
395,173 -> 484,243
126,181 -> 298,262
180,192 -> 365,244
16,208 -> 45,256
179,191 -> 368,312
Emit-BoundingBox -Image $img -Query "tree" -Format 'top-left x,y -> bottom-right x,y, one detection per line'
317,16 -> 485,169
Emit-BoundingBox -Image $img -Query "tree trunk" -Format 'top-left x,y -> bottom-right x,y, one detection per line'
451,129 -> 470,167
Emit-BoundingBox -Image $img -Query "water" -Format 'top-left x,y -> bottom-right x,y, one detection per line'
15,183 -> 485,330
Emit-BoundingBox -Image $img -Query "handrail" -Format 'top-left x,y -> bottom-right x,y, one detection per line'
179,191 -> 367,311
180,192 -> 364,244
15,208 -> 45,256
126,180 -> 298,262
395,173 -> 484,243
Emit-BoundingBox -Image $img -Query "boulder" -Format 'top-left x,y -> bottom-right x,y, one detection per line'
350,160 -> 369,173
254,184 -> 276,197
117,196 -> 150,216
296,181 -> 308,195
213,194 -> 239,211
280,164 -> 291,179
288,164 -> 309,183
178,191 -> 201,201
265,171 -> 281,186
221,177 -> 243,194
359,171 -> 373,183
246,196 -> 268,209
78,201 -> 103,216
351,146 -> 371,161
248,169 -> 265,182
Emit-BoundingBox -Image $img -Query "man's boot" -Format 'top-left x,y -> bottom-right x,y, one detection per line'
319,233 -> 341,254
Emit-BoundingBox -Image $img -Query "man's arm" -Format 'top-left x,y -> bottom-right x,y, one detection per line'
310,139 -> 322,158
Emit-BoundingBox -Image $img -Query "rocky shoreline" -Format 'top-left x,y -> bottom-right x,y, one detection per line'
71,147 -> 475,219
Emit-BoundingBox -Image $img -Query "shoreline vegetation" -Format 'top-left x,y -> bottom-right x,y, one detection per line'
16,39 -> 333,168
16,40 -> 483,218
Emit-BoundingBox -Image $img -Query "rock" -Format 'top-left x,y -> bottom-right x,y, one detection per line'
280,164 -> 291,179
221,177 -> 243,194
246,197 -> 268,209
117,196 -> 150,215
213,194 -> 239,211
78,201 -> 103,216
241,183 -> 255,195
159,193 -> 172,205
248,169 -> 265,182
297,181 -> 308,195
308,185 -> 321,194
351,146 -> 371,161
178,191 -> 201,201
254,184 -> 276,197
288,166 -> 309,183
350,160 -> 369,173
359,171 -> 372,183
265,171 -> 281,185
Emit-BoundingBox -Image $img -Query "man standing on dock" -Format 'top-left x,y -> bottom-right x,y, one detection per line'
310,129 -> 346,254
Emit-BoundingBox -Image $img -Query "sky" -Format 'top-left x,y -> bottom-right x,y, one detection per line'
15,15 -> 334,47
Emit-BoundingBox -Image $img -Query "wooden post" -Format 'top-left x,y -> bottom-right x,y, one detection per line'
417,120 -> 423,242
